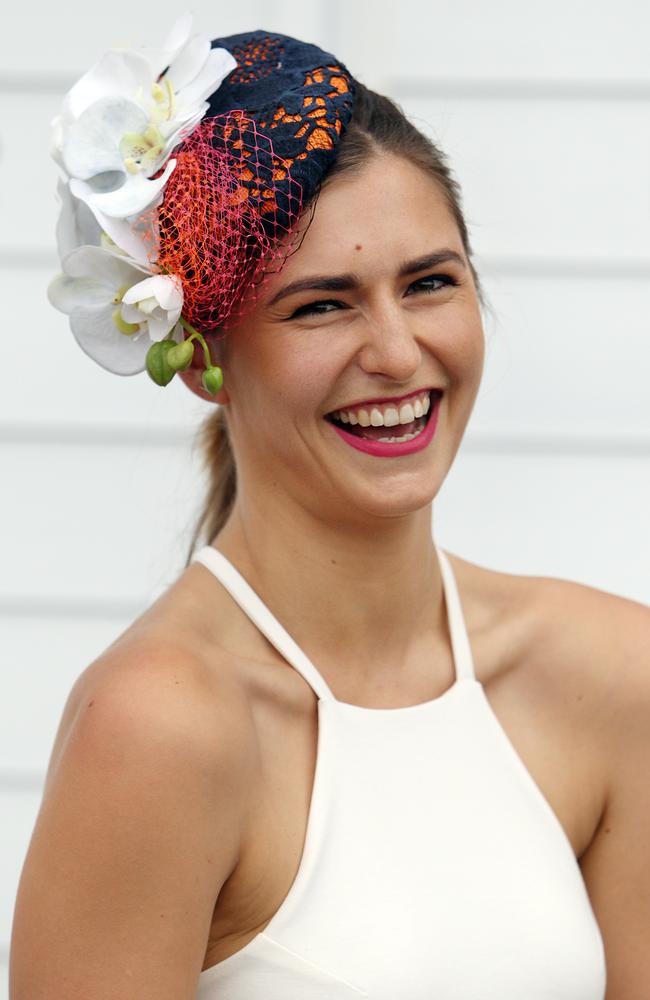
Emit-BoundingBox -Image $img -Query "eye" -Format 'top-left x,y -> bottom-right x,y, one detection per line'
288,273 -> 459,319
406,273 -> 459,295
290,299 -> 343,318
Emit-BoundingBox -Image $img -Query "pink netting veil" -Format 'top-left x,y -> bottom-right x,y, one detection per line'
152,110 -> 305,344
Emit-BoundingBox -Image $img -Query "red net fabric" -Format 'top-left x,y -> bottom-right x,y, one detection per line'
149,110 -> 305,339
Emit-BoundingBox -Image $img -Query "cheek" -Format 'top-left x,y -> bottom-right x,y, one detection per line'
432,307 -> 485,377
251,334 -> 340,414
231,347 -> 330,430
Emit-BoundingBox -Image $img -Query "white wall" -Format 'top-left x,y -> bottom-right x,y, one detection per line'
2,0 -> 649,992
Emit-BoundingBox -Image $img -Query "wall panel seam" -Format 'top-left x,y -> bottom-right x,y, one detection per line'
4,74 -> 650,100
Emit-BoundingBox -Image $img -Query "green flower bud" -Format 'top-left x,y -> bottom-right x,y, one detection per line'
146,340 -> 177,387
202,365 -> 223,396
166,340 -> 194,372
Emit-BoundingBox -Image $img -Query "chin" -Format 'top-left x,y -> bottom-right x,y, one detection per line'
334,472 -> 444,522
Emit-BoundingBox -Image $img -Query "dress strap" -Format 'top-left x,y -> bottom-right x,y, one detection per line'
190,546 -> 337,702
434,545 -> 477,682
191,542 -> 476,700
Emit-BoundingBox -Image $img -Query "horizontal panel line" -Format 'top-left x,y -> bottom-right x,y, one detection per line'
1,423 -> 649,454
0,595 -> 143,620
0,422 -> 199,447
474,254 -> 650,279
0,248 -> 58,269
0,72 -> 77,93
0,767 -> 44,792
463,431 -> 650,456
392,76 -> 650,101
3,248 -> 649,280
4,73 -> 650,101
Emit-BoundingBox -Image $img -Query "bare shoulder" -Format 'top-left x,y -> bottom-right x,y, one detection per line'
449,548 -> 649,715
10,627 -> 259,999
43,624 -> 258,797
536,576 -> 650,997
521,568 -> 650,721
519,569 -> 650,803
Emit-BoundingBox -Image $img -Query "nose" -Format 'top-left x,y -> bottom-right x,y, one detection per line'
356,303 -> 422,384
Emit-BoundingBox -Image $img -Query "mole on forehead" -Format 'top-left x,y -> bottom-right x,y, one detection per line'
355,244 -> 363,250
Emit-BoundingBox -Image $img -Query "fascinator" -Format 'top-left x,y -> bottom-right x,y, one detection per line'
47,15 -> 356,394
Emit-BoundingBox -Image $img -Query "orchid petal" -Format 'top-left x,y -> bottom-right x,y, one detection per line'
160,13 -> 194,59
157,107 -> 205,149
143,13 -> 194,78
61,244 -> 148,287
121,273 -> 178,308
69,306 -> 151,374
62,97 -> 147,181
47,273 -> 114,313
55,179 -> 103,258
64,50 -> 153,119
152,274 -> 183,311
71,158 -> 176,220
146,312 -> 175,342
166,34 -> 210,91
136,296 -> 159,315
50,116 -> 69,172
120,302 -> 143,323
175,48 -> 237,109
70,185 -> 158,265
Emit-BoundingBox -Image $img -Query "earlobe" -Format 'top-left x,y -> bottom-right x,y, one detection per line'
177,367 -> 230,405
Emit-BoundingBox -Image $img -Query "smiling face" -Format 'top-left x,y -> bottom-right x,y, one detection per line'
181,152 -> 485,526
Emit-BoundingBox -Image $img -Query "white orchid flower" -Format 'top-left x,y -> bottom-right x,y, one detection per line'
51,13 -> 237,220
54,177 -> 155,266
120,273 -> 183,342
55,177 -> 102,259
47,245 -> 183,375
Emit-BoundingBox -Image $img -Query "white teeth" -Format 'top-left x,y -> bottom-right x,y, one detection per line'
332,390 -> 434,427
377,426 -> 425,443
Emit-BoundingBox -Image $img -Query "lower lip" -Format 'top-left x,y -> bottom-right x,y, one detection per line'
326,395 -> 442,457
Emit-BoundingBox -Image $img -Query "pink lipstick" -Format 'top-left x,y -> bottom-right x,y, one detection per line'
326,393 -> 442,458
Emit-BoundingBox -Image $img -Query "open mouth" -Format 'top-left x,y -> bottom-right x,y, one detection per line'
324,389 -> 442,443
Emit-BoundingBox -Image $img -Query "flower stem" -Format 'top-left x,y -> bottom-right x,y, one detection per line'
180,317 -> 213,369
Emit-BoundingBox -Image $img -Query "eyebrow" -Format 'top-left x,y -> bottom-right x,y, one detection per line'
266,248 -> 467,308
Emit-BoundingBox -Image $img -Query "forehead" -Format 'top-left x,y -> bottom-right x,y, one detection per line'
282,153 -> 460,271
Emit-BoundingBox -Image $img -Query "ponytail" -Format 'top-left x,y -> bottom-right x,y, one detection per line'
184,404 -> 236,566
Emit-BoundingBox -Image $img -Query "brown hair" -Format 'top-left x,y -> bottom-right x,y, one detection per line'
184,81 -> 486,566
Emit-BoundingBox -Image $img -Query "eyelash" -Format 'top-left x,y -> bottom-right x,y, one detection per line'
288,273 -> 460,319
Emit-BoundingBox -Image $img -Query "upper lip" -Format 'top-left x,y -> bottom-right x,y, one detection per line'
326,386 -> 442,415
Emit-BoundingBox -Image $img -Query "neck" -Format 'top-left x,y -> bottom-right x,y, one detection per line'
212,489 -> 448,694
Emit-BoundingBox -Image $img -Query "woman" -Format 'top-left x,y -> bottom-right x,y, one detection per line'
10,20 -> 650,1000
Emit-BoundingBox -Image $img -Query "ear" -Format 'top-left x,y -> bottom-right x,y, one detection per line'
177,365 -> 230,405
176,331 -> 230,404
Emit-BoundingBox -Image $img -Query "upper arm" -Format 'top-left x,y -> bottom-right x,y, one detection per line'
575,591 -> 650,998
9,641 -> 257,1000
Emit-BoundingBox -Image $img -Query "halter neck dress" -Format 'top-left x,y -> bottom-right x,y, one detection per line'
190,542 -> 606,999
